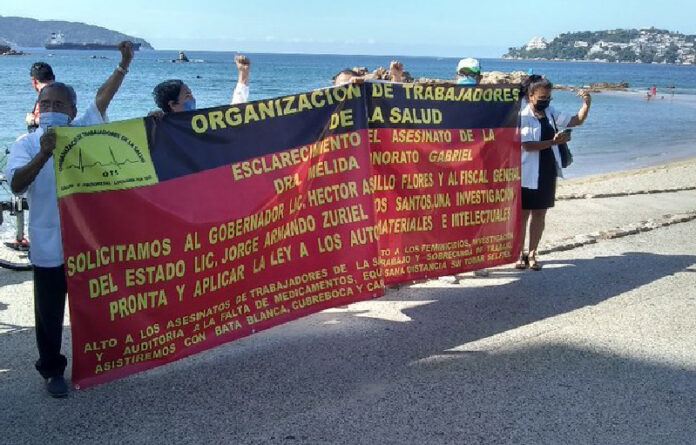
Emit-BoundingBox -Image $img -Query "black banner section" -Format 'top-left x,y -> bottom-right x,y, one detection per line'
366,83 -> 521,130
146,84 -> 368,182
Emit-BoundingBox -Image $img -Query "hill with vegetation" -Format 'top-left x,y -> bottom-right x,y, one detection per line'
505,28 -> 696,64
0,16 -> 153,49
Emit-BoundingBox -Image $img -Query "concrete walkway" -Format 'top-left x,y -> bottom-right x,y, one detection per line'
1,163 -> 695,444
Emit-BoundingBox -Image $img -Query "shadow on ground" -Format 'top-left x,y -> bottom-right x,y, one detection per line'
0,268 -> 32,287
1,251 -> 694,444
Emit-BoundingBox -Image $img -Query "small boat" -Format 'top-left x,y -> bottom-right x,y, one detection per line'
172,51 -> 189,63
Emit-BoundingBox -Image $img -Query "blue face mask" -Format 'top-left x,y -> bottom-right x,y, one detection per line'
457,76 -> 478,85
39,112 -> 71,129
182,99 -> 196,111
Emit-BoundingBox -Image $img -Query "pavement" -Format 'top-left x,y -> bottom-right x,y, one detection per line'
1,173 -> 695,444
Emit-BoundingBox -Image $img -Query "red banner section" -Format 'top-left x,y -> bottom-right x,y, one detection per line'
60,129 -> 382,388
371,127 -> 521,284
55,83 -> 521,388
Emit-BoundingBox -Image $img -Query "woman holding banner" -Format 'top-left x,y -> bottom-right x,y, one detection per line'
152,55 -> 251,113
517,76 -> 592,270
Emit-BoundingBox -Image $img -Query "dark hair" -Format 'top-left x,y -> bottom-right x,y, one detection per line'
521,75 -> 552,98
30,62 -> 55,83
153,79 -> 185,112
39,82 -> 77,106
332,68 -> 361,82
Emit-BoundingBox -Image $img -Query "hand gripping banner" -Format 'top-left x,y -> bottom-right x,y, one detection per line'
54,83 -> 521,388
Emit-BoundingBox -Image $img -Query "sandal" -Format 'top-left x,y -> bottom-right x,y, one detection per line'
529,252 -> 542,271
515,252 -> 529,270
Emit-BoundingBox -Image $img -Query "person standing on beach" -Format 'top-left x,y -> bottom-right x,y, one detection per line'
517,77 -> 592,270
455,57 -> 483,85
25,62 -> 56,132
3,42 -> 135,398
455,57 -> 491,278
152,54 -> 251,113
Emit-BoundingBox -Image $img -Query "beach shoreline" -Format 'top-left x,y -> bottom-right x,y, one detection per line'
558,154 -> 696,196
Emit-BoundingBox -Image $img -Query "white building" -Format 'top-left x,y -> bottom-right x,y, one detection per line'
526,37 -> 548,50
589,41 -> 607,54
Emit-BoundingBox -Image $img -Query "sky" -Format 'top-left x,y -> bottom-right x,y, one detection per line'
2,0 -> 696,57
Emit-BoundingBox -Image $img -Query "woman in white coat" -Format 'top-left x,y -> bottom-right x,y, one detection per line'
517,77 -> 592,270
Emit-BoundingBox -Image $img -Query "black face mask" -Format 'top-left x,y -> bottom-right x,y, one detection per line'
534,99 -> 550,111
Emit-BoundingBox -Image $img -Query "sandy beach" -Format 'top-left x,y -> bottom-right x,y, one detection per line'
1,158 -> 695,444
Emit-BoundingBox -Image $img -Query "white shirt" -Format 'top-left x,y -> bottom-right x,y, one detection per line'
231,83 -> 250,105
4,102 -> 106,267
520,103 -> 571,189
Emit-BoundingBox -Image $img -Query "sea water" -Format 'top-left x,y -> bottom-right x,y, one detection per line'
1,49 -> 695,181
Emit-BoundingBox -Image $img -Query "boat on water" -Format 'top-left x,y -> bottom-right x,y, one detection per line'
44,32 -> 141,51
172,51 -> 189,63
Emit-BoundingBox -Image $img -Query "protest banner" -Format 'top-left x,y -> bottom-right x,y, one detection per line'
54,83 -> 521,388
366,83 -> 522,283
56,84 -> 384,388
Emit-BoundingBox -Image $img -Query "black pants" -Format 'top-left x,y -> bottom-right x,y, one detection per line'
33,265 -> 68,379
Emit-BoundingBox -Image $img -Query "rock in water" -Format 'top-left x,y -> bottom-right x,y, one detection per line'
590,82 -> 629,89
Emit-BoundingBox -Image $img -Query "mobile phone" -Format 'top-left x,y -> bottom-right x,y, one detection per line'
563,129 -> 572,134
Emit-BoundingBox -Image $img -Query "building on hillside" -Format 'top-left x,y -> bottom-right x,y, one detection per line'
525,37 -> 548,50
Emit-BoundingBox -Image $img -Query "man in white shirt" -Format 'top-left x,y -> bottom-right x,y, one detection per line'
4,41 -> 135,398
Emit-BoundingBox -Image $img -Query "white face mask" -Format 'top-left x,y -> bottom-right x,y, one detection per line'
457,76 -> 478,85
39,112 -> 70,129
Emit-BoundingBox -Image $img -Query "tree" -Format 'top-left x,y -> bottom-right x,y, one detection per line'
616,47 -> 637,62
664,44 -> 679,64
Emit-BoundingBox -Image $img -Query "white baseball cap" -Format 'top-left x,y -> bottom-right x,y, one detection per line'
456,58 -> 481,74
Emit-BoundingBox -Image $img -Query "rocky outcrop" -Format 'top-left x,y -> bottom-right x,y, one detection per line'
414,71 -> 529,85
349,66 -> 626,92
0,45 -> 23,56
589,82 -> 629,89
352,66 -> 415,83
480,71 -> 529,85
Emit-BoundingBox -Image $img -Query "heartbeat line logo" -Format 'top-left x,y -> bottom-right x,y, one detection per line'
54,122 -> 159,198
65,147 -> 141,172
